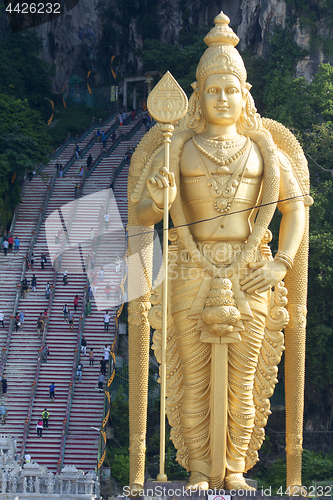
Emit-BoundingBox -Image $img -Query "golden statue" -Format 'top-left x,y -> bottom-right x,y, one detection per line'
127,12 -> 312,492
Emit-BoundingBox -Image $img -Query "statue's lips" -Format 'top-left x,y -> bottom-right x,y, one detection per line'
215,106 -> 229,111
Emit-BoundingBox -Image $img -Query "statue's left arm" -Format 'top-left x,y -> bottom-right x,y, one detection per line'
241,151 -> 305,293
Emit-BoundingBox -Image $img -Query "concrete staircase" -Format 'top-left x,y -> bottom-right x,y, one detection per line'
0,115 -> 146,472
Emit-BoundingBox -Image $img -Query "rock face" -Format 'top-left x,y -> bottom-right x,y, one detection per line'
33,0 -> 101,92
29,0 -> 333,92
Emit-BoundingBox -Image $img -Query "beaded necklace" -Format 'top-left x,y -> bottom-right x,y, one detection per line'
193,134 -> 248,167
193,138 -> 252,214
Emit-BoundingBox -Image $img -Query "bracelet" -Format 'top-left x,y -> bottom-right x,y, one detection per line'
151,201 -> 164,214
151,201 -> 171,213
274,250 -> 294,270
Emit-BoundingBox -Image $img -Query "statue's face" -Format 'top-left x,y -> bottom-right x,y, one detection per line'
200,74 -> 244,127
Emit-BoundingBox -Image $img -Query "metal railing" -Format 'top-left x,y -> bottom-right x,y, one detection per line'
20,268 -> 58,456
21,174 -> 89,470
77,120 -> 96,143
85,116 -> 141,179
99,108 -> 119,129
57,290 -> 87,473
37,134 -> 74,175
8,173 -> 28,236
123,117 -> 143,141
52,134 -> 73,159
57,180 -> 112,472
1,168 -> 58,376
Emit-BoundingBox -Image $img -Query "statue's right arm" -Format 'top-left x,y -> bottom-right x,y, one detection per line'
136,151 -> 177,226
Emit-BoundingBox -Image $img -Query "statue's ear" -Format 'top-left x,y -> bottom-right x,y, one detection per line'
245,82 -> 252,91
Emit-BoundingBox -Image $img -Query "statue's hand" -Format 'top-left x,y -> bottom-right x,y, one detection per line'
240,260 -> 288,294
147,167 -> 177,209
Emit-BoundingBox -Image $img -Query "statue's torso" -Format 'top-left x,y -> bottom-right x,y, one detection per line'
180,136 -> 263,241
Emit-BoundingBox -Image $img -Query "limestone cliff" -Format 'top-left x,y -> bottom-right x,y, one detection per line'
28,0 -> 333,92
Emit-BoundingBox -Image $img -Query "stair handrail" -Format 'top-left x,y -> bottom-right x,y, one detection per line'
52,134 -> 73,159
38,107 -> 121,176
83,113 -> 130,179
81,134 -> 97,157
124,117 -> 143,141
83,115 -> 141,181
100,135 -> 122,161
57,188 -> 110,472
104,117 -> 119,141
46,116 -> 143,470
62,129 -> 97,178
108,119 -> 144,188
84,134 -> 122,180
20,170 -> 88,462
77,119 -> 96,143
0,168 -> 58,375
8,172 -> 28,236
97,231 -> 129,476
20,267 -> 58,456
57,285 -> 87,473
99,107 -> 119,128
37,134 -> 74,174
61,152 -> 77,177
97,346 -> 116,478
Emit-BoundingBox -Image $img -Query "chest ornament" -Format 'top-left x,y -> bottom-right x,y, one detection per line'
193,137 -> 252,214
193,134 -> 248,168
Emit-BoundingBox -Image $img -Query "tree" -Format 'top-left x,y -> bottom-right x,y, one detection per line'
140,35 -> 206,95
0,30 -> 53,118
310,63 -> 333,121
0,93 -> 51,229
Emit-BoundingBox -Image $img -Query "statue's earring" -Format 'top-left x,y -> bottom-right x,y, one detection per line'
188,85 -> 205,131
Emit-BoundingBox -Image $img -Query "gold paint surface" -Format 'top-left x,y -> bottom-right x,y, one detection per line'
128,11 -> 310,491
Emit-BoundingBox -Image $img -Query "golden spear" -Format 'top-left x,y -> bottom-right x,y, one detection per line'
147,71 -> 188,481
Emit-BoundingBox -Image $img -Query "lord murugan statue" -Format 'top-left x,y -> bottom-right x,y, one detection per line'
127,12 -> 312,492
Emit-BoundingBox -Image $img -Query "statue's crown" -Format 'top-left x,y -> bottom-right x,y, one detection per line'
195,12 -> 246,89
204,12 -> 239,48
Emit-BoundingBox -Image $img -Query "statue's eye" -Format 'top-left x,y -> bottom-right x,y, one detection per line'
228,87 -> 239,94
207,87 -> 218,93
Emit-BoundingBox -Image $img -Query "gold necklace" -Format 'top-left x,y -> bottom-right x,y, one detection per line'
197,134 -> 245,149
193,136 -> 248,167
193,138 -> 251,214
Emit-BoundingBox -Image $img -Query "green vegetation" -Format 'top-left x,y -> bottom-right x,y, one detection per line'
0,29 -> 110,229
0,31 -> 53,119
253,448 -> 333,493
106,387 -> 130,487
0,30 -> 53,230
140,34 -> 206,95
48,105 -> 110,150
0,93 -> 51,228
106,388 -> 188,487
243,29 -> 333,424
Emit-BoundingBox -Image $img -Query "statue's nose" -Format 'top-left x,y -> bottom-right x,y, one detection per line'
218,89 -> 227,101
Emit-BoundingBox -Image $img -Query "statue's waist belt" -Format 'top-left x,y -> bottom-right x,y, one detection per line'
170,240 -> 262,268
